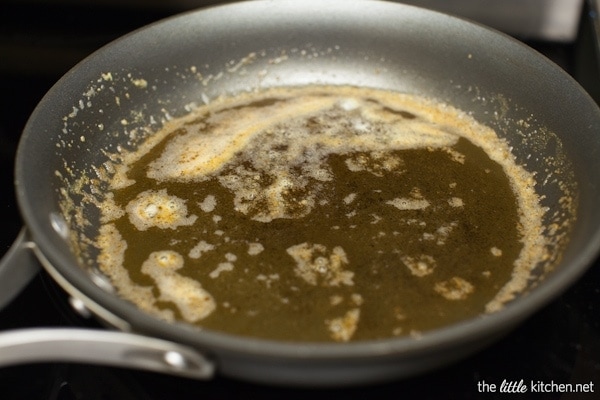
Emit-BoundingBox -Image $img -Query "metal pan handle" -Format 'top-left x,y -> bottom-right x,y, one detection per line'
0,229 -> 41,310
0,328 -> 214,379
0,230 -> 215,380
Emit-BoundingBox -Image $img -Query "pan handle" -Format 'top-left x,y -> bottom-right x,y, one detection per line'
0,328 -> 215,379
0,231 -> 215,379
0,229 -> 41,310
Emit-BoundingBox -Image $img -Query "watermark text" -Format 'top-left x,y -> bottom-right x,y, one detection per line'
477,379 -> 595,394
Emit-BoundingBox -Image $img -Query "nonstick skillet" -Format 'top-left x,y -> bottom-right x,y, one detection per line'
0,0 -> 599,386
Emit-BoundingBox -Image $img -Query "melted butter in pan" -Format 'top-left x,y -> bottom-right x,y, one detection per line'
96,85 -> 547,342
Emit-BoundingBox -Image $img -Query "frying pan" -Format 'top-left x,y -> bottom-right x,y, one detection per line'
0,0 -> 599,386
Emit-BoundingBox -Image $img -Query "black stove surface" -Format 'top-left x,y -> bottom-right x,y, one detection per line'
1,2 -> 598,399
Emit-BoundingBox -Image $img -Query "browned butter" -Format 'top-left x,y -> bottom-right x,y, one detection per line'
95,85 -> 547,342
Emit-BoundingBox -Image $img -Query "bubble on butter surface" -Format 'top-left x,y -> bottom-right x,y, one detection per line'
126,189 -> 197,231
142,251 -> 216,322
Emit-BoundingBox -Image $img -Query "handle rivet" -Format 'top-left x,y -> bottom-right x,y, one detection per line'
164,350 -> 187,369
68,297 -> 92,318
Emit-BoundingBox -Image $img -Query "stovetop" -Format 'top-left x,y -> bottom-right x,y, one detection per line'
0,1 -> 598,399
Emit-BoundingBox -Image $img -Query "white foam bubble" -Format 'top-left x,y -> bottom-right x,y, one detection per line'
209,262 -> 234,279
126,189 -> 197,231
198,195 -> 217,213
326,308 -> 360,342
343,193 -> 357,205
141,251 -> 215,322
386,197 -> 430,211
434,277 -> 474,301
188,240 -> 215,259
448,197 -> 464,207
248,242 -> 264,256
401,254 -> 436,277
286,242 -> 354,287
